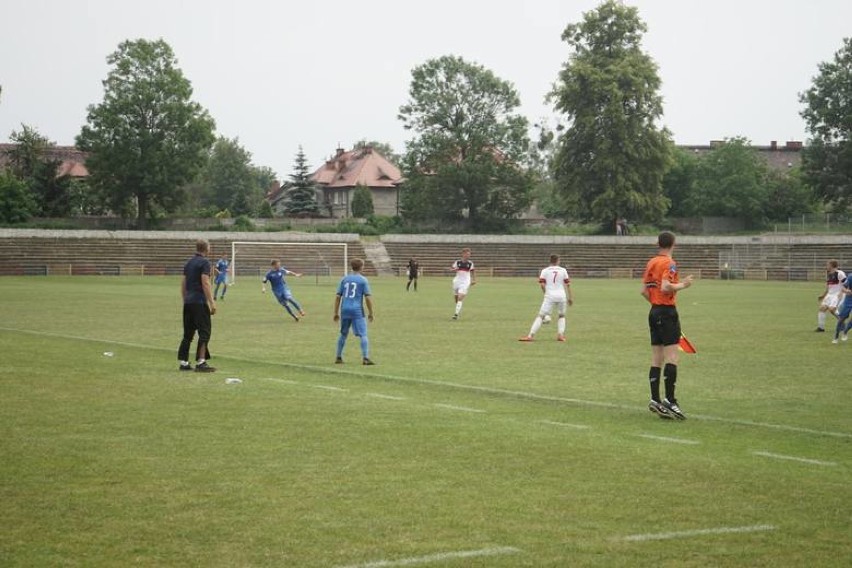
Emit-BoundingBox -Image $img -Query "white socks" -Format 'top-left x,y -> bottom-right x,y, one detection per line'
529,316 -> 543,336
455,301 -> 463,316
818,311 -> 827,329
558,316 -> 566,335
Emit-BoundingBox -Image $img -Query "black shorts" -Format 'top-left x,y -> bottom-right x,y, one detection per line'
183,303 -> 212,343
648,305 -> 680,346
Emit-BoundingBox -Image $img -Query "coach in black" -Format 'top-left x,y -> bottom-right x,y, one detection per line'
178,239 -> 217,372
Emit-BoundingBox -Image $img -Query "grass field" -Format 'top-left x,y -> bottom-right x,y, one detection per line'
1,275 -> 850,567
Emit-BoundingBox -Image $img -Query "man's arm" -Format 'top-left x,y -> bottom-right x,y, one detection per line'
364,295 -> 374,322
818,284 -> 828,300
662,275 -> 693,293
566,283 -> 574,306
201,274 -> 216,315
285,270 -> 303,278
470,267 -> 477,285
333,294 -> 341,321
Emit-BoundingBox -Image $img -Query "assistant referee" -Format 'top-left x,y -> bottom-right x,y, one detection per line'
641,231 -> 693,419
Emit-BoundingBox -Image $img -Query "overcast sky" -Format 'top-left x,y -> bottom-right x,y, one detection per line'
1,0 -> 850,177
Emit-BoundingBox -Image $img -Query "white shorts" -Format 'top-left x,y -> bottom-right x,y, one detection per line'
539,296 -> 567,317
821,293 -> 842,310
453,281 -> 470,296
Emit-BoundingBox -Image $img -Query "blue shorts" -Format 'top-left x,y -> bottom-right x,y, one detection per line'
215,275 -> 227,285
339,316 -> 367,337
838,297 -> 852,320
274,288 -> 293,303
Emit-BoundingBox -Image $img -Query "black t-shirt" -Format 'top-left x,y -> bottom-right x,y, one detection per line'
184,253 -> 211,304
408,260 -> 419,277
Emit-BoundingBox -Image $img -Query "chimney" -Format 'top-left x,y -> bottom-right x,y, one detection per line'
785,141 -> 803,150
335,147 -> 345,158
770,140 -> 777,150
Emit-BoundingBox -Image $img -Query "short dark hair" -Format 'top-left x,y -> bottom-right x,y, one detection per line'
270,259 -> 279,266
550,254 -> 559,264
196,239 -> 209,253
828,259 -> 839,269
351,258 -> 364,271
658,231 -> 676,249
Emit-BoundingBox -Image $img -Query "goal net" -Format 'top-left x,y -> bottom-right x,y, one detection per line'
230,242 -> 348,285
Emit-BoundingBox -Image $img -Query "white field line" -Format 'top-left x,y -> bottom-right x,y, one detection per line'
261,378 -> 300,386
752,451 -> 838,467
3,326 -> 851,440
337,546 -> 521,568
539,420 -> 591,430
636,434 -> 700,445
366,393 -> 407,401
310,384 -> 348,392
622,524 -> 777,542
433,403 -> 485,414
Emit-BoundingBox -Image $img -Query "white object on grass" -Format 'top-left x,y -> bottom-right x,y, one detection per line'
225,378 -> 242,385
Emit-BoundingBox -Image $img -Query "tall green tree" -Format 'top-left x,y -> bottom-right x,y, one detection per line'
284,146 -> 319,216
550,0 -> 672,226
76,39 -> 215,228
204,137 -> 258,215
693,138 -> 769,221
662,147 -> 701,217
800,37 -> 852,211
399,55 -> 533,230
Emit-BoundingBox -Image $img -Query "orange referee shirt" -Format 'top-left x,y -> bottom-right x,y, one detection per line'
643,253 -> 679,306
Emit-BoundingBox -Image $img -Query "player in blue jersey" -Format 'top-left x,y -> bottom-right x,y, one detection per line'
262,259 -> 305,321
333,258 -> 375,365
213,254 -> 230,300
832,274 -> 852,344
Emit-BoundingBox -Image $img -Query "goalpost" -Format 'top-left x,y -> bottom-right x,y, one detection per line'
229,242 -> 348,285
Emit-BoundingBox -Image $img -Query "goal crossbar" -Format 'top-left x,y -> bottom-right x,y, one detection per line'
230,241 -> 348,284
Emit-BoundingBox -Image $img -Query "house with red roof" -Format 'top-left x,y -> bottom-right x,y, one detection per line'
310,146 -> 403,218
0,144 -> 89,178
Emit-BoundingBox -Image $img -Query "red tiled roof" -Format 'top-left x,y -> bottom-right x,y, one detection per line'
310,147 -> 402,188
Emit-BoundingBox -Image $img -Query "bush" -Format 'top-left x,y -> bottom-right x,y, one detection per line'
0,171 -> 36,224
232,215 -> 255,231
351,185 -> 374,217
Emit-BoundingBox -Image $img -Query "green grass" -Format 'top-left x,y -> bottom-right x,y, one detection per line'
1,276 -> 850,567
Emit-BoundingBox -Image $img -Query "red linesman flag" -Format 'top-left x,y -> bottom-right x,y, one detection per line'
678,334 -> 697,354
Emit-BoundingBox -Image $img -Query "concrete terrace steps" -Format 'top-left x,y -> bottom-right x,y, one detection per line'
0,230 -> 376,277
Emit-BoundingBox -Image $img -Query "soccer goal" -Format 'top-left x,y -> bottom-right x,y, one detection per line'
230,242 -> 348,285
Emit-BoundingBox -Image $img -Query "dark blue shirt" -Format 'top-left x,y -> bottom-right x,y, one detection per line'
184,253 -> 211,304
263,268 -> 289,293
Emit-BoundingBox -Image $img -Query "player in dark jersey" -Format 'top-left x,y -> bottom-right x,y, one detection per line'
641,231 -> 694,419
406,258 -> 419,292
178,239 -> 217,372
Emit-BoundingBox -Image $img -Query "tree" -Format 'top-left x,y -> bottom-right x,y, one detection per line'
76,39 -> 215,228
251,165 -> 278,197
204,137 -> 258,215
800,37 -> 852,211
4,125 -> 75,217
662,147 -> 701,217
764,167 -> 815,220
550,0 -> 672,226
399,55 -> 533,230
0,170 -> 36,223
693,138 -> 769,221
351,183 -> 374,217
284,146 -> 319,216
352,139 -> 400,164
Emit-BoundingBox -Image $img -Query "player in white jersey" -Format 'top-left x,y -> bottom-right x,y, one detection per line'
450,248 -> 476,320
816,259 -> 847,332
519,254 -> 574,342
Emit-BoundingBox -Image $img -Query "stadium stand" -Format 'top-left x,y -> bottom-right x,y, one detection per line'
0,230 -> 372,277
0,230 -> 848,281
